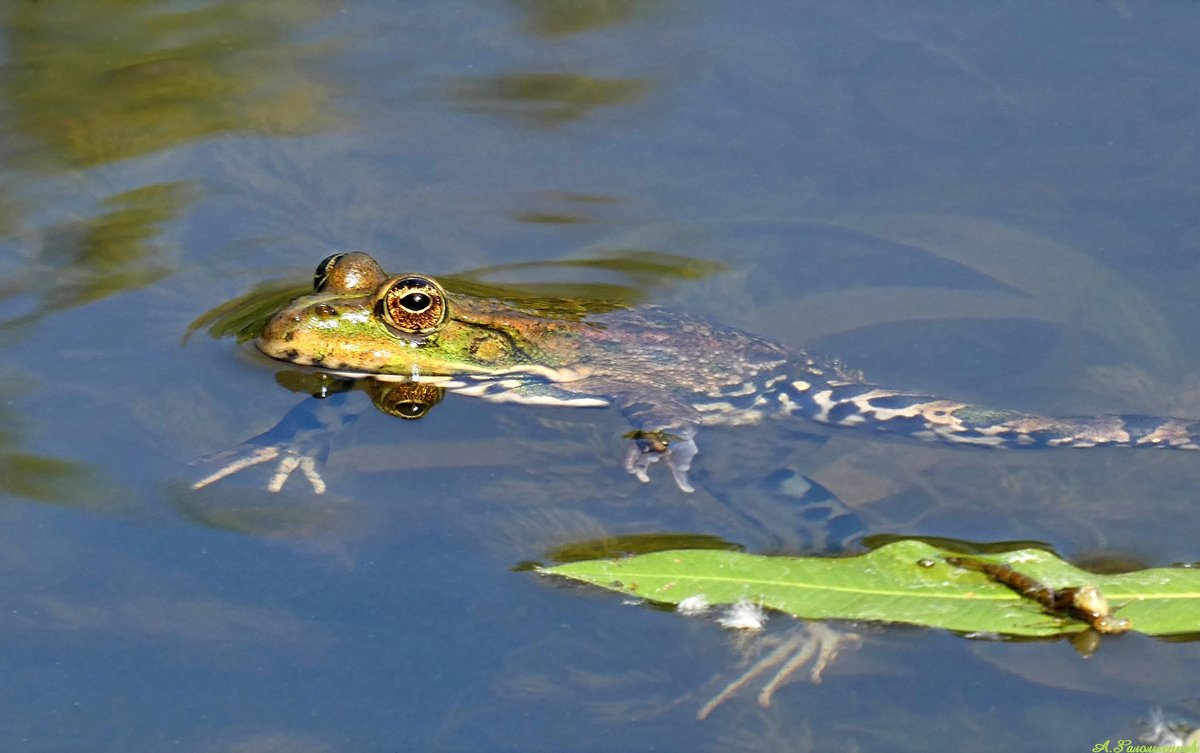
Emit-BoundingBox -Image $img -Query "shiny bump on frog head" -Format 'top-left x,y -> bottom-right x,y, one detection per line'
313,252 -> 388,294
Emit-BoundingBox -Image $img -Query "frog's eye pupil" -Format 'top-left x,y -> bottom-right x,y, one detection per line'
396,401 -> 425,417
400,292 -> 430,313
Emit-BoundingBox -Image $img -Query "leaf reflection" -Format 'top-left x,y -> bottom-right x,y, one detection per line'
0,182 -> 193,333
0,452 -> 98,504
0,400 -> 118,509
5,0 -> 336,169
543,532 -> 743,565
455,72 -> 647,126
519,0 -> 644,36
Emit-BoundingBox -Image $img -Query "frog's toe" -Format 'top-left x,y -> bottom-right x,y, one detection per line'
192,445 -> 281,491
697,623 -> 861,720
623,442 -> 658,484
265,452 -> 327,495
192,444 -> 328,495
665,437 -> 698,493
623,432 -> 698,493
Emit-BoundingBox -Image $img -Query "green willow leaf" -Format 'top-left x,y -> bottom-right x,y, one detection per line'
540,540 -> 1200,638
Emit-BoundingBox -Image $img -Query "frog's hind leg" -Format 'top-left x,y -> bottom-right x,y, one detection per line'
764,470 -> 866,553
616,394 -> 703,494
693,466 -> 867,554
773,376 -> 1200,452
451,376 -> 690,492
474,377 -> 705,494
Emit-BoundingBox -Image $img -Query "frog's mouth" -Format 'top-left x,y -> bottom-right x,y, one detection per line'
256,306 -> 316,364
257,300 -> 599,388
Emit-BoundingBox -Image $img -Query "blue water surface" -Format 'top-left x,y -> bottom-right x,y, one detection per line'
1,2 -> 1199,751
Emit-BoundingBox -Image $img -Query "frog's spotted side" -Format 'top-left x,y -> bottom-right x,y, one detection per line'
242,252 -> 1200,494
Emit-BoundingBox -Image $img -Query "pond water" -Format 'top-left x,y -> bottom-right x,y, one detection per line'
1,2 -> 1199,751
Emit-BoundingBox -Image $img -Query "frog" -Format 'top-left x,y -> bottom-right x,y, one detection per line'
196,251 -> 1200,499
193,250 -> 1190,715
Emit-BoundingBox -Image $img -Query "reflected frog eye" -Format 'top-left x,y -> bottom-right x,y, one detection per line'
313,252 -> 387,293
375,275 -> 448,335
393,401 -> 429,418
371,382 -> 445,419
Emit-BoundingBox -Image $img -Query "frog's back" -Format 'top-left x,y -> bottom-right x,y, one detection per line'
580,306 -> 850,398
233,252 -> 1200,500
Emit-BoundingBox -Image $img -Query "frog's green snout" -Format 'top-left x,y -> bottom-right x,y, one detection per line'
257,306 -> 306,360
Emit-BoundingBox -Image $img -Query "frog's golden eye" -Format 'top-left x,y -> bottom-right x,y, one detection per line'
375,275 -> 448,336
371,382 -> 445,420
314,252 -> 387,294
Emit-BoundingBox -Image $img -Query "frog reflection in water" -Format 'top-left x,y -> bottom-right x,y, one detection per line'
196,252 -> 1196,712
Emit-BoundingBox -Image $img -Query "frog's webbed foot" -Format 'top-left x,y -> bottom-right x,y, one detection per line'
190,391 -> 364,495
192,444 -> 328,495
618,397 -> 703,494
475,378 -> 704,492
623,429 -> 699,493
697,623 -> 861,720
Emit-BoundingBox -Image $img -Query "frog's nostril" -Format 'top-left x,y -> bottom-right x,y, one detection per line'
313,303 -> 337,318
